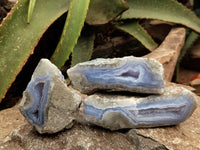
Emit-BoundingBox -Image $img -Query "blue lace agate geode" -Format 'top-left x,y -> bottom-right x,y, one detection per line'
25,74 -> 50,125
19,59 -> 81,134
82,87 -> 197,130
67,56 -> 165,94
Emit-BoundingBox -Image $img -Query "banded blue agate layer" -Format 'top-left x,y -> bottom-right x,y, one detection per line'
25,74 -> 50,125
19,59 -> 81,134
67,56 -> 165,94
82,87 -> 197,130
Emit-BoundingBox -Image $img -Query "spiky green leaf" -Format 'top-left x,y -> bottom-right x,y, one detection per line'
175,9 -> 200,82
122,0 -> 200,33
71,30 -> 95,67
117,20 -> 158,51
178,31 -> 199,64
51,0 -> 90,68
27,0 -> 36,23
175,31 -> 199,82
86,0 -> 128,25
0,0 -> 70,101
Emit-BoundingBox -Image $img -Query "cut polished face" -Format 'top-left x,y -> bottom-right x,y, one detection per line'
67,56 -> 165,94
82,87 -> 198,130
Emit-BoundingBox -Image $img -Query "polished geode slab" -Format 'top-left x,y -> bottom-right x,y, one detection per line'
67,56 -> 165,94
19,59 -> 81,134
82,86 -> 198,130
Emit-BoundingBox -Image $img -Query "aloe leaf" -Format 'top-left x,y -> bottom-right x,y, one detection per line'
122,0 -> 200,33
71,30 -> 95,67
0,0 -> 70,101
27,0 -> 36,23
178,31 -> 199,63
51,0 -> 90,68
175,31 -> 199,82
86,0 -> 128,25
175,12 -> 200,81
116,20 -> 158,51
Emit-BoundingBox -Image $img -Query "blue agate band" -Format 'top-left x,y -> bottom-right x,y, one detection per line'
80,61 -> 164,89
83,96 -> 194,126
25,74 -> 50,125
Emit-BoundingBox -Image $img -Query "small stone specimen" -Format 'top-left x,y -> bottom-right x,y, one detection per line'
19,59 -> 81,134
82,86 -> 197,130
67,56 -> 165,94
